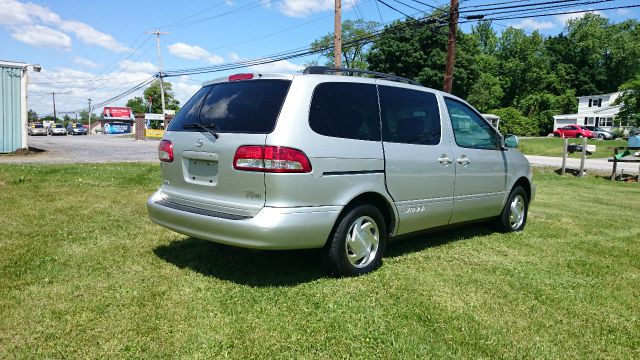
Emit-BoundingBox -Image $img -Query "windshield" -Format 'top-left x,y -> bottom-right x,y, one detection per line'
34,124 -> 44,128
167,80 -> 291,134
53,124 -> 63,128
74,124 -> 84,128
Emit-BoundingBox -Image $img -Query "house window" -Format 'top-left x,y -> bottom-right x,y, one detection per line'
605,117 -> 613,126
588,99 -> 592,107
587,117 -> 594,125
598,99 -> 602,107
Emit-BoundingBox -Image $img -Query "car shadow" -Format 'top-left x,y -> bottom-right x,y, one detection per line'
385,223 -> 495,258
153,223 -> 496,287
153,238 -> 326,287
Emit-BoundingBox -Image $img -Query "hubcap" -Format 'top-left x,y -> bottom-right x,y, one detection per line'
345,216 -> 379,268
509,195 -> 525,229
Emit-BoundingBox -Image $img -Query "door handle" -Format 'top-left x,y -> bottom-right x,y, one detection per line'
438,154 -> 452,166
456,155 -> 471,167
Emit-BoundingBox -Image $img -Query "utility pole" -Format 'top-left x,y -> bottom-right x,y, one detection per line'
334,0 -> 342,68
147,30 -> 169,129
443,0 -> 459,93
52,92 -> 57,122
87,98 -> 92,135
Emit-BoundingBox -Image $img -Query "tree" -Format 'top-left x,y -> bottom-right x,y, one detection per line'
310,19 -> 380,69
27,109 -> 38,123
467,74 -> 503,113
615,74 -> 640,126
126,96 -> 147,114
490,107 -> 538,136
125,81 -> 180,115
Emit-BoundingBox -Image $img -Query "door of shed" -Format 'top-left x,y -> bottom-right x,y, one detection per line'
1,66 -> 23,153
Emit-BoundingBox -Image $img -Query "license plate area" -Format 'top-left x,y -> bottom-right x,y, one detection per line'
182,151 -> 219,186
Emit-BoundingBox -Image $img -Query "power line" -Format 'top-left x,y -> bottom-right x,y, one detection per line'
377,0 -> 417,19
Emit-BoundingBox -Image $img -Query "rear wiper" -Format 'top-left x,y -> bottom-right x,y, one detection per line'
183,123 -> 219,139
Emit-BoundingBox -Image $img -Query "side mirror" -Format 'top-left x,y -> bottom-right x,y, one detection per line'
504,134 -> 519,148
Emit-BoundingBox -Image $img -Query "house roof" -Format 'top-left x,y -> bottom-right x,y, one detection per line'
576,91 -> 622,99
0,60 -> 27,68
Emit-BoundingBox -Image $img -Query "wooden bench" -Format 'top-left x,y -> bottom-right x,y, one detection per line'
607,147 -> 640,180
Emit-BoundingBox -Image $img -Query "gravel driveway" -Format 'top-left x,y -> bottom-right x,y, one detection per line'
0,135 -> 159,163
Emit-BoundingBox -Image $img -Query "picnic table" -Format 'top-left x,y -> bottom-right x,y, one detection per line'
608,147 -> 640,180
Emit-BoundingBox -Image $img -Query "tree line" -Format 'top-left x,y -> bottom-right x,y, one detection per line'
312,14 -> 640,135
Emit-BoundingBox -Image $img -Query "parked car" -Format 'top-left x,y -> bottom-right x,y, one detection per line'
583,126 -> 614,140
48,123 -> 67,136
553,125 -> 593,138
67,123 -> 87,135
147,67 -> 535,276
27,123 -> 47,136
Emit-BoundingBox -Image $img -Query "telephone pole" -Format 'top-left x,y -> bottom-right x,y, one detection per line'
443,0 -> 459,93
147,30 -> 169,129
87,98 -> 92,135
334,0 -> 342,68
52,92 -> 57,121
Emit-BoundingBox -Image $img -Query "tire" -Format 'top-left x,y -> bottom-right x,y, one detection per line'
496,186 -> 529,232
576,133 -> 583,138
325,204 -> 387,276
598,134 -> 605,140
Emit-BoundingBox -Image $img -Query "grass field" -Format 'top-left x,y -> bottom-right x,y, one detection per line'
1,163 -> 638,358
519,137 -> 628,158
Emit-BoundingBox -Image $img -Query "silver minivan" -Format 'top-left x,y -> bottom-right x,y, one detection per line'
148,67 -> 534,276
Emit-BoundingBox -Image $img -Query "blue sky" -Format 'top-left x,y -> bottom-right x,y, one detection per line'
0,0 -> 637,116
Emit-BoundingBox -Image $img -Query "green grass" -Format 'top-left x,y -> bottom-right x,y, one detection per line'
1,163 -> 639,358
519,137 -> 628,158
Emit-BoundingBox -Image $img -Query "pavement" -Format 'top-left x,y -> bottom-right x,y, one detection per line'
1,135 -> 638,175
525,155 -> 639,175
0,134 -> 159,164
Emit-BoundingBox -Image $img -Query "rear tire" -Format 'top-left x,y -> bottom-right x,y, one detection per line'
496,186 -> 528,232
598,134 -> 605,140
325,204 -> 387,276
576,133 -> 583,138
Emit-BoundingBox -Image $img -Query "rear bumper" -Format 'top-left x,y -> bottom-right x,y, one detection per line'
147,190 -> 341,250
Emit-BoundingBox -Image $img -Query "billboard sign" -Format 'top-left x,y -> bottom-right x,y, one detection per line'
104,122 -> 131,134
144,113 -> 164,120
104,107 -> 132,119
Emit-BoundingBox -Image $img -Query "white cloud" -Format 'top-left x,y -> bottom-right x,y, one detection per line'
59,21 -> 129,52
168,42 -> 224,64
172,76 -> 202,105
555,10 -> 606,25
118,60 -> 158,74
73,56 -> 100,68
615,9 -> 632,16
0,0 -> 129,52
248,59 -> 304,73
277,0 -> 334,17
11,25 -> 71,50
511,18 -> 555,31
0,0 -> 60,25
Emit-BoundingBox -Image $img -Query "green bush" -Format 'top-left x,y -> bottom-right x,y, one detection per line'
490,107 -> 539,136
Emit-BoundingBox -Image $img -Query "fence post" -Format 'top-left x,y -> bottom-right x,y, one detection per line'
561,137 -> 568,175
578,137 -> 587,177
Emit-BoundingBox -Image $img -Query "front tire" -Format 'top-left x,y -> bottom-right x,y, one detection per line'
496,186 -> 529,232
325,204 -> 387,276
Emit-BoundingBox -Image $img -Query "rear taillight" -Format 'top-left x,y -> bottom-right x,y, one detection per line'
158,140 -> 174,162
233,146 -> 311,173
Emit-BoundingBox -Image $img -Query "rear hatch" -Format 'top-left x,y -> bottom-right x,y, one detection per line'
159,76 -> 292,217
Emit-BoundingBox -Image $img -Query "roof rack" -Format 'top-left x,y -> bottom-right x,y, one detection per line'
303,66 -> 422,86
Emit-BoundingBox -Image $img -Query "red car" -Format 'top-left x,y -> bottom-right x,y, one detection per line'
553,125 -> 593,138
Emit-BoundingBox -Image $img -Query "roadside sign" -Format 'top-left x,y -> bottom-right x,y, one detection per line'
144,113 -> 164,120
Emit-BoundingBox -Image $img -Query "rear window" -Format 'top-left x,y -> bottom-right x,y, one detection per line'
167,80 -> 291,133
309,82 -> 380,141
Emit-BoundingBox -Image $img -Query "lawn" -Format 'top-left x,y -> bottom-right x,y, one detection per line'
518,137 -> 628,158
0,163 -> 638,358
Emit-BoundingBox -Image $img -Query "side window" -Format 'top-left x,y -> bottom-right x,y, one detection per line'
309,82 -> 380,141
379,86 -> 441,145
444,98 -> 499,150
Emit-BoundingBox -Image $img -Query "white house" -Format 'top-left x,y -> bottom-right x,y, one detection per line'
553,92 -> 622,130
